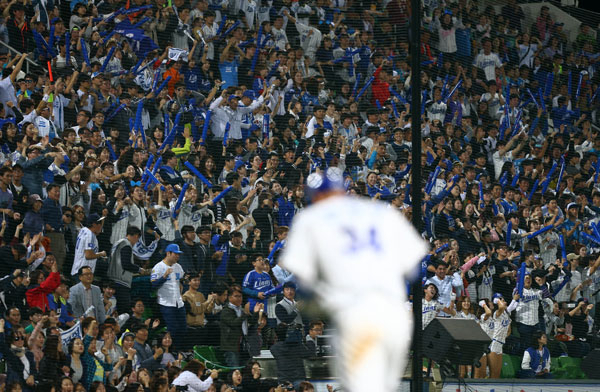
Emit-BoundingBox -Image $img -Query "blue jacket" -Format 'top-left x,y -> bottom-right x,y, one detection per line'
525,346 -> 550,372
17,154 -> 53,196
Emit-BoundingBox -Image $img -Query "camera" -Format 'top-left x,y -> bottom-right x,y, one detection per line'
173,386 -> 188,392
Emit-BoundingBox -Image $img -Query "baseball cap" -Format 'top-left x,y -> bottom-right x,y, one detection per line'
283,281 -> 297,290
86,213 -> 105,226
566,202 -> 579,210
29,194 -> 42,202
228,95 -> 240,102
567,253 -> 580,261
492,293 -> 504,304
305,167 -> 344,201
242,90 -> 256,99
165,244 -> 183,254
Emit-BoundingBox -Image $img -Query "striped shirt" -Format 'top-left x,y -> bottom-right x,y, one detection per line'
515,288 -> 543,326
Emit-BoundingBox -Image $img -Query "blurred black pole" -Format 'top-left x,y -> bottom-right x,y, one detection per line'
409,0 -> 422,390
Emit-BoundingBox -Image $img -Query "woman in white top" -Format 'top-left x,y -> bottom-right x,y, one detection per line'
172,359 -> 219,392
225,198 -> 254,243
422,283 -> 455,330
454,295 -> 477,377
474,298 -> 494,378
488,292 -> 519,378
517,33 -> 542,68
454,296 -> 477,320
431,9 -> 464,59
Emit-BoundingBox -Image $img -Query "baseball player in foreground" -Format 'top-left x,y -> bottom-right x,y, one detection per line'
281,167 -> 428,392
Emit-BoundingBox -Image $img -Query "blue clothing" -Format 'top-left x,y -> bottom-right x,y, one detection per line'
23,210 -> 44,234
219,59 -> 239,89
242,270 -> 273,310
560,218 -> 582,242
18,155 -> 53,196
47,293 -> 75,325
183,65 -> 204,92
455,28 -> 472,57
212,234 -> 229,277
41,197 -> 63,231
276,196 -> 295,227
524,346 -> 551,374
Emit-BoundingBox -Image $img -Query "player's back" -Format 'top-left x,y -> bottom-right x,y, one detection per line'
282,195 -> 428,305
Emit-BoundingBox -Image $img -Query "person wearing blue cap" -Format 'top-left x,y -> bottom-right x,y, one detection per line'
281,167 -> 428,392
151,243 -> 187,350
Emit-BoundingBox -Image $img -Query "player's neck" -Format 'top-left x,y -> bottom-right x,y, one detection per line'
312,190 -> 344,203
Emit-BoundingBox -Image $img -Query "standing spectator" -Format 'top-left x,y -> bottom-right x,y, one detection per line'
151,244 -> 187,351
70,213 -> 107,277
183,272 -> 216,345
42,183 -> 66,269
68,266 -> 106,323
275,281 -> 303,326
425,261 -> 464,315
6,5 -> 31,53
17,145 -> 54,197
25,258 -> 60,311
220,284 -> 263,367
107,226 -> 143,315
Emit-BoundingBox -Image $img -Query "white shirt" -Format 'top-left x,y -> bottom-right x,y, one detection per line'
492,150 -> 513,180
271,26 -> 288,50
71,227 -> 99,275
425,273 -> 463,310
210,95 -> 265,139
518,44 -> 538,68
295,22 -> 322,61
172,370 -> 214,392
515,287 -> 543,326
77,89 -> 94,112
151,260 -> 185,308
0,77 -> 17,116
34,115 -> 56,138
53,94 -> 71,131
422,298 -> 444,329
473,52 -> 503,81
202,22 -> 218,60
281,195 -> 427,309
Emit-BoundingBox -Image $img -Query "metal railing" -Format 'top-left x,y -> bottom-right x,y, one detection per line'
0,39 -> 41,74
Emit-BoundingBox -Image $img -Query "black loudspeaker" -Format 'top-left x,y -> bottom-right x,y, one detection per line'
423,318 -> 492,366
581,349 -> 600,378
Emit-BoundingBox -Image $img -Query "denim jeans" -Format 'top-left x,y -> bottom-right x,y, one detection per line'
159,304 -> 188,350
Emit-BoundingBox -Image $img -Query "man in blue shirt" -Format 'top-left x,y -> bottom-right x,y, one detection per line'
219,39 -> 240,89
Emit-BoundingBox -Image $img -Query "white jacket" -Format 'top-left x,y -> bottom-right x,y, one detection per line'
172,371 -> 214,392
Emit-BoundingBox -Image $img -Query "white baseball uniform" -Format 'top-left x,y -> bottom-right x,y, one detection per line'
282,195 -> 428,392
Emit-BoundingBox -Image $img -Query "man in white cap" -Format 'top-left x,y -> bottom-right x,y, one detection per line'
151,243 -> 187,350
281,167 -> 428,392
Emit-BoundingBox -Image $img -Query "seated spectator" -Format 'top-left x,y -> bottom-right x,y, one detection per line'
519,331 -> 553,378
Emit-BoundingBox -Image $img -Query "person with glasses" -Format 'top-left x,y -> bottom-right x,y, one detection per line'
0,319 -> 39,388
72,110 -> 91,136
68,266 -> 106,323
91,111 -> 106,137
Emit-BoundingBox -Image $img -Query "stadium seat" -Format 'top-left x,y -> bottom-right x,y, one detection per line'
553,356 -> 586,379
193,345 -> 243,371
500,354 -> 517,378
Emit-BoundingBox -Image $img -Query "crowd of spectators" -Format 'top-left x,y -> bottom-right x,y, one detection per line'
0,0 -> 599,387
